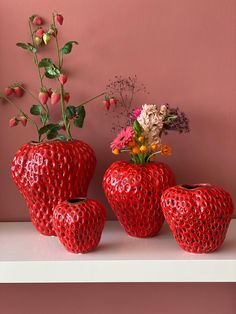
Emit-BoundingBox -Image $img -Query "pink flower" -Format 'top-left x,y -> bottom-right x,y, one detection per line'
132,107 -> 142,120
111,127 -> 134,150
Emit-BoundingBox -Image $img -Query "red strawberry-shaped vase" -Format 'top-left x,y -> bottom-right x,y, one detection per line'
12,140 -> 96,236
161,184 -> 234,253
102,161 -> 176,238
53,198 -> 106,253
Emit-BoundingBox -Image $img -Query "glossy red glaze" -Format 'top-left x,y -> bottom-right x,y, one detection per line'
11,140 -> 96,236
53,198 -> 106,253
102,161 -> 176,238
161,184 -> 234,253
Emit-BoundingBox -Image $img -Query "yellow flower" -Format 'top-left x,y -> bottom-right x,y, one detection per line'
140,145 -> 147,153
128,140 -> 136,148
151,143 -> 158,151
138,136 -> 144,143
112,148 -> 120,155
132,146 -> 140,154
161,144 -> 172,156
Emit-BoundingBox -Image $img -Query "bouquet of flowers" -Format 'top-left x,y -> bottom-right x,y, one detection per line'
110,103 -> 190,164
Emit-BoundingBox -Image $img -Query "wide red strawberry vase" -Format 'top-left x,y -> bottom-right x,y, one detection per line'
103,161 -> 176,238
161,184 -> 234,253
53,197 -> 106,253
12,140 -> 96,236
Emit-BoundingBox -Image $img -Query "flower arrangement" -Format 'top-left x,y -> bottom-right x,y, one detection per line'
111,103 -> 190,164
0,12 -> 108,142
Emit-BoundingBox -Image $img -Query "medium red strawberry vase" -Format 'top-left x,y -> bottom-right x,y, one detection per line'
102,161 -> 176,238
161,184 -> 234,253
12,140 -> 96,236
53,197 -> 106,253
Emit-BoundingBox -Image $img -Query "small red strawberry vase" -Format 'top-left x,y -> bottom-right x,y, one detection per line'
12,140 -> 96,236
103,161 -> 176,238
53,198 -> 106,253
161,184 -> 234,253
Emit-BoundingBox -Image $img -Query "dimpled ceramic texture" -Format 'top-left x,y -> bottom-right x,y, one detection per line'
161,185 -> 234,253
53,199 -> 106,253
11,140 -> 96,236
103,161 -> 176,238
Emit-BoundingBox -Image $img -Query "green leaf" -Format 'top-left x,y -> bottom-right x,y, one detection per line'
29,15 -> 36,22
56,134 -> 67,140
74,118 -> 84,128
164,115 -> 178,125
45,70 -> 56,79
38,123 -> 61,135
30,104 -> 43,115
65,106 -> 76,119
38,124 -> 52,135
74,105 -> 86,128
133,120 -> 143,136
60,41 -> 78,55
75,105 -> 85,116
16,42 -> 37,53
44,64 -> 60,79
47,130 -> 58,140
40,113 -> 49,124
38,58 -> 53,68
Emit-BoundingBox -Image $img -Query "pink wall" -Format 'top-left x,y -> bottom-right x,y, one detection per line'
0,0 -> 235,220
0,1 -> 235,313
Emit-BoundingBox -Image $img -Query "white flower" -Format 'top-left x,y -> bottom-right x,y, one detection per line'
160,104 -> 167,116
137,104 -> 167,146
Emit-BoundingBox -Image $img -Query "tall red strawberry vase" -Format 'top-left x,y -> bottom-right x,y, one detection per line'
102,161 -> 176,238
12,140 -> 96,236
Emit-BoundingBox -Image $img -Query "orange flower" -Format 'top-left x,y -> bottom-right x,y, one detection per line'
132,146 -> 140,154
140,145 -> 147,153
128,140 -> 136,148
161,144 -> 172,156
138,136 -> 144,143
112,148 -> 120,155
151,143 -> 159,152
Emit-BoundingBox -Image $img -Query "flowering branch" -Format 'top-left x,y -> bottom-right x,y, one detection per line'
1,12 -> 107,143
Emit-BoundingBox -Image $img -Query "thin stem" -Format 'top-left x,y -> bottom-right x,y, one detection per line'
159,129 -> 164,138
78,92 -> 105,107
28,19 -> 44,89
60,85 -> 72,140
129,89 -> 134,108
119,91 -> 126,107
52,13 -> 71,140
52,13 -> 62,69
15,83 -> 47,112
146,151 -> 161,162
16,84 -> 38,102
2,94 -> 39,136
120,149 -> 131,153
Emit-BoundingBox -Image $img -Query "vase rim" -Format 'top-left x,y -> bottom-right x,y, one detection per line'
179,183 -> 212,190
66,197 -> 87,204
29,139 -> 77,146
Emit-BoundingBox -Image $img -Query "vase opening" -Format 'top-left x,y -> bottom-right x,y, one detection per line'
180,183 -> 212,190
67,197 -> 87,204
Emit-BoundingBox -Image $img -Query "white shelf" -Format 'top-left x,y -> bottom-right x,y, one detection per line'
0,220 -> 236,283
